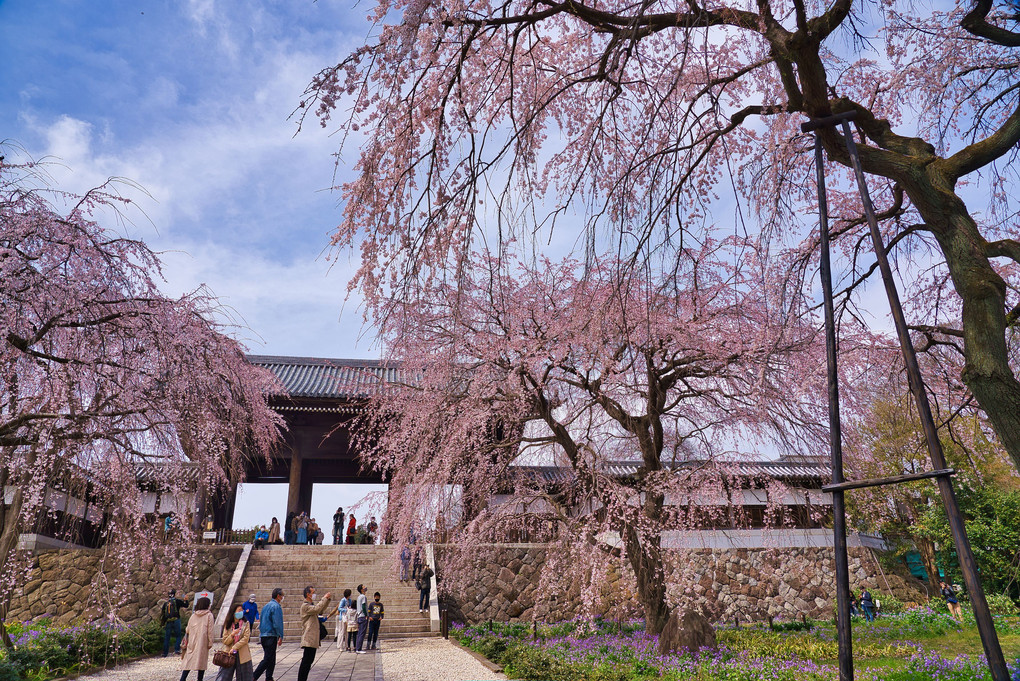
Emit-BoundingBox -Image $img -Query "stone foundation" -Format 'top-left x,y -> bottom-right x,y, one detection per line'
5,546 -> 241,627
440,544 -> 927,624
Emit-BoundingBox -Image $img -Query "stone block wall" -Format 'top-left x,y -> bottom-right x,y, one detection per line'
5,546 -> 241,627
439,544 -> 927,625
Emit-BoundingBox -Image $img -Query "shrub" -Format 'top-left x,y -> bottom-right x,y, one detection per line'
985,593 -> 1018,617
0,660 -> 21,681
878,594 -> 906,615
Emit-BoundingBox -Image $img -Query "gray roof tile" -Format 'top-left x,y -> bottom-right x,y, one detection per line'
246,355 -> 406,399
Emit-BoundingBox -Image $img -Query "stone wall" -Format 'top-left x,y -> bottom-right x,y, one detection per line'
6,546 -> 242,627
440,544 -> 927,625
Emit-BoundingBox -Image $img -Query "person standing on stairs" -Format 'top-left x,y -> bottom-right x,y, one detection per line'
252,588 -> 284,681
297,585 -> 332,681
332,507 -> 344,545
354,584 -> 369,653
419,564 -> 434,613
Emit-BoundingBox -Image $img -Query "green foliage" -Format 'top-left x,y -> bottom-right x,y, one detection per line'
0,661 -> 22,681
919,482 -> 1020,604
879,594 -> 907,615
0,618 -> 164,680
768,618 -> 814,632
984,593 -> 1019,617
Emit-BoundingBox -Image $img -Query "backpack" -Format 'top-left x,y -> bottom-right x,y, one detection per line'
159,601 -> 169,626
345,607 -> 358,626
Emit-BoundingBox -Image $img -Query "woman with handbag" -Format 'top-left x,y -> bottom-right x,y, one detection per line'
180,596 -> 215,681
215,603 -> 253,681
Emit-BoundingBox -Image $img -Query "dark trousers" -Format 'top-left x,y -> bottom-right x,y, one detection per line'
296,646 -> 317,681
346,629 -> 357,649
419,587 -> 430,611
163,619 -> 182,656
253,636 -> 278,681
180,672 -> 205,681
355,616 -> 368,650
367,619 -> 381,648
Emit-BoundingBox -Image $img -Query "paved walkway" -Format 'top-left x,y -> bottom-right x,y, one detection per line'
82,643 -> 378,680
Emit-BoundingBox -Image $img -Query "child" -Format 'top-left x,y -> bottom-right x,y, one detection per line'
366,592 -> 385,650
345,600 -> 358,650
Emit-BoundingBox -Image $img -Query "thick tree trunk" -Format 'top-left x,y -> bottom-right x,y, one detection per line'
910,177 -> 1020,470
625,531 -> 671,635
917,535 -> 941,598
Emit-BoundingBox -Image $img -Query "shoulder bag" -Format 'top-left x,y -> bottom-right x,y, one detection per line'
213,649 -> 236,668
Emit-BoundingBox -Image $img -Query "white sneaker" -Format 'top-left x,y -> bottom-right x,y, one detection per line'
356,650 -> 366,654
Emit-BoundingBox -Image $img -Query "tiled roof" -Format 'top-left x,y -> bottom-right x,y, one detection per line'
246,355 -> 406,399
516,456 -> 829,484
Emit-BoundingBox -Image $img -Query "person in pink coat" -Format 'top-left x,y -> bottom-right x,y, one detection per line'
180,596 -> 216,681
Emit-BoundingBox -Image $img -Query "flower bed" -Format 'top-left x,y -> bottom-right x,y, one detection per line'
452,610 -> 1020,681
0,618 -> 163,680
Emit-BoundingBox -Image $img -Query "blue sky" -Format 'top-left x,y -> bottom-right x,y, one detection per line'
1,0 -> 377,358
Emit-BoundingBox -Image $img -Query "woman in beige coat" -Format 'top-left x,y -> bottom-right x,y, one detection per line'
180,596 -> 215,681
215,603 -> 253,681
267,517 -> 280,544
297,586 -> 332,681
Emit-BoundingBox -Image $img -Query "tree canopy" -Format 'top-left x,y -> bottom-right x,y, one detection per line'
304,0 -> 1020,469
0,154 -> 283,639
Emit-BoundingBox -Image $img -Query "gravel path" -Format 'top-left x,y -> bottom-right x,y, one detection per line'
80,655 -> 185,680
380,638 -> 506,681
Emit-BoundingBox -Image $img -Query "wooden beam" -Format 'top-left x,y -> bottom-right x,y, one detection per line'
822,469 -> 954,493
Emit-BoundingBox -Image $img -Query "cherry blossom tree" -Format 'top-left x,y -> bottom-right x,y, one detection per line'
303,0 -> 1020,469
0,154 -> 283,644
356,245 -> 872,634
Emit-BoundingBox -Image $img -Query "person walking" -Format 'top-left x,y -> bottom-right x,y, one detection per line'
941,581 -> 963,622
859,587 -> 876,623
253,588 -> 284,681
241,594 -> 259,629
162,589 -> 191,657
399,545 -> 411,582
366,592 -> 385,650
354,584 -> 369,653
335,589 -> 352,650
215,603 -> 253,681
418,565 -> 434,613
297,586 -> 332,681
180,596 -> 215,681
333,507 -> 344,545
267,517 -> 281,545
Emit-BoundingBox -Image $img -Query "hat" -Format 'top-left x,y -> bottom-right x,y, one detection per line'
248,594 -> 256,601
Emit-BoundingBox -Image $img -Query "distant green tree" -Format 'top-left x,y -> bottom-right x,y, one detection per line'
917,467 -> 1020,604
850,394 -> 1020,602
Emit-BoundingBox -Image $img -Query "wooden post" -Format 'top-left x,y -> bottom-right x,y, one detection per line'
286,445 -> 303,514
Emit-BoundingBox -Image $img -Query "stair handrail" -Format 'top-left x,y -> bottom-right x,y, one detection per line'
215,544 -> 253,630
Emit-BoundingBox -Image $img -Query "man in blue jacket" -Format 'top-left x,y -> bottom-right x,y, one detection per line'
253,588 -> 284,681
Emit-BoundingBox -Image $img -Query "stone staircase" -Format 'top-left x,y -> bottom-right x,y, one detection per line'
235,545 -> 433,640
